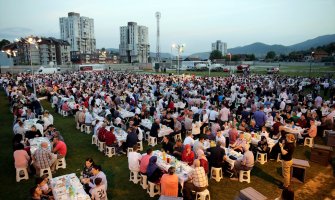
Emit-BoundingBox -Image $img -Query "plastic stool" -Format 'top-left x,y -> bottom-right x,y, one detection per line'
137,141 -> 143,151
140,174 -> 148,189
304,137 -> 314,147
98,141 -> 106,152
239,170 -> 251,183
174,133 -> 182,141
196,189 -> 210,200
148,136 -> 157,147
256,152 -> 267,165
210,167 -> 223,182
56,157 -> 66,170
80,124 -> 85,132
92,135 -> 98,145
105,146 -> 116,157
277,153 -> 282,162
40,167 -> 52,179
16,168 -> 29,182
147,181 -> 160,197
129,170 -> 141,184
85,125 -> 92,134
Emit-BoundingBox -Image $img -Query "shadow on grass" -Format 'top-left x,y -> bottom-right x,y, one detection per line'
304,150 -> 311,160
253,166 -> 282,187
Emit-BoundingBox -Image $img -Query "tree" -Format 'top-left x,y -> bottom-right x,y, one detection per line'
209,50 -> 223,61
265,51 -> 276,60
0,39 -> 10,50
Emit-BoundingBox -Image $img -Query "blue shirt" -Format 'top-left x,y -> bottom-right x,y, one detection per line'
253,111 -> 267,127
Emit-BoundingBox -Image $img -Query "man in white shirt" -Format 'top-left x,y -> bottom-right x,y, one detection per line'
209,107 -> 219,123
200,110 -> 209,134
128,145 -> 142,172
183,132 -> 195,146
219,105 -> 230,124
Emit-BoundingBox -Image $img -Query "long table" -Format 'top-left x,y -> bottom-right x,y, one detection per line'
50,173 -> 90,200
152,150 -> 194,186
29,137 -> 51,155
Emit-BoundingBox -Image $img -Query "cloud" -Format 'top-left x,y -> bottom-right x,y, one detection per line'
0,27 -> 34,40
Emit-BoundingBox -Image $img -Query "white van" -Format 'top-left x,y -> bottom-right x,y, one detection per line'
36,66 -> 61,74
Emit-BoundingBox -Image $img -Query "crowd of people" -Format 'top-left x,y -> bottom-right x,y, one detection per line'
2,70 -> 335,199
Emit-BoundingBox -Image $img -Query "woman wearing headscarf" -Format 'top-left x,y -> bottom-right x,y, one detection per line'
147,156 -> 163,183
197,149 -> 208,174
181,144 -> 195,166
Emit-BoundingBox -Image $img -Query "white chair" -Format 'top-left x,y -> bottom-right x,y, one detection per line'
147,181 -> 160,197
58,107 -> 62,114
196,189 -> 210,200
16,168 -> 29,182
256,152 -> 267,165
174,133 -> 182,142
239,170 -> 251,183
56,157 -> 66,170
85,125 -> 92,134
129,170 -> 141,184
105,146 -> 116,158
92,135 -> 98,145
98,141 -> 106,152
140,174 -> 148,189
127,147 -> 134,157
137,141 -> 143,152
304,137 -> 314,147
210,167 -> 223,182
40,167 -> 52,179
148,136 -> 157,147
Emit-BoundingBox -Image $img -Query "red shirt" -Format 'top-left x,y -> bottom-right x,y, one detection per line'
54,141 -> 67,156
105,131 -> 116,146
140,154 -> 152,174
199,158 -> 209,174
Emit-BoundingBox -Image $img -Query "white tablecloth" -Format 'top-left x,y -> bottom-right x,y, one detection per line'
140,119 -> 152,130
119,108 -> 135,119
158,125 -> 174,137
50,173 -> 90,200
106,126 -> 128,145
224,147 -> 243,169
251,135 -> 278,150
283,125 -> 304,138
152,150 -> 193,186
24,118 -> 39,130
29,137 -> 51,155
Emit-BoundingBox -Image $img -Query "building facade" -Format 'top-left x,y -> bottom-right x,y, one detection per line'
5,37 -> 70,66
211,40 -> 227,56
59,12 -> 96,54
119,22 -> 150,63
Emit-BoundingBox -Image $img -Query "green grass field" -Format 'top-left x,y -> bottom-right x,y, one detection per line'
0,90 -> 334,199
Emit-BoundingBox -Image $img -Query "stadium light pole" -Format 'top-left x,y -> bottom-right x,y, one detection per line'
172,44 -> 185,75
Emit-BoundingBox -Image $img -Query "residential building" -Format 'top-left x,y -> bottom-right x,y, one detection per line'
59,12 -> 96,54
3,37 -> 70,66
119,22 -> 150,63
211,40 -> 227,55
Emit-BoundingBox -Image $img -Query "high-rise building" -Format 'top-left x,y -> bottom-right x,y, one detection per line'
119,22 -> 150,63
59,12 -> 96,54
211,40 -> 227,55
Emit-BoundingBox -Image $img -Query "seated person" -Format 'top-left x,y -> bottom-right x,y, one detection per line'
81,164 -> 108,195
122,128 -> 138,153
257,136 -> 269,154
173,139 -> 183,160
299,119 -> 317,144
183,159 -> 208,200
91,178 -> 107,200
81,158 -> 94,193
97,123 -> 108,142
207,141 -> 227,169
140,148 -> 153,175
183,132 -> 195,146
181,144 -> 195,166
105,127 -> 121,154
160,167 -> 179,197
30,185 -> 52,200
238,119 -> 249,132
230,143 -> 254,180
230,132 -> 247,153
271,117 -> 283,139
147,156 -> 163,183
33,142 -> 57,174
52,136 -> 67,159
197,149 -> 209,174
260,126 -> 269,138
162,136 -> 174,154
25,125 -> 42,140
205,129 -> 216,141
128,145 -> 142,172
150,119 -> 160,138
36,176 -> 53,196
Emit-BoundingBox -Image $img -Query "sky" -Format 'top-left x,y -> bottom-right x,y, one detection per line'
0,0 -> 334,54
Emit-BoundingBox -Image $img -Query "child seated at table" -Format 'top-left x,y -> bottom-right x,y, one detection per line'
91,178 -> 107,200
